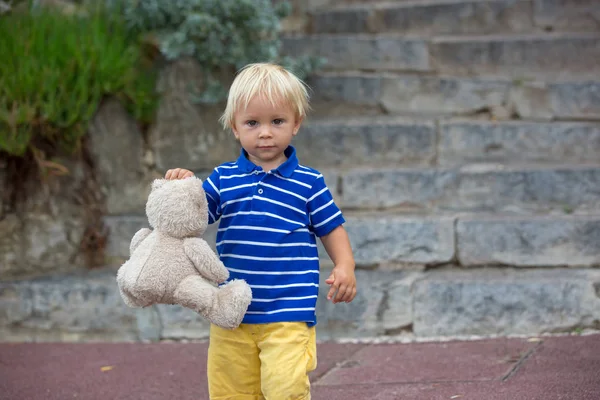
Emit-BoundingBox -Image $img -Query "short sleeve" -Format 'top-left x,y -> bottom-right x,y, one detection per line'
203,168 -> 222,224
306,174 -> 345,237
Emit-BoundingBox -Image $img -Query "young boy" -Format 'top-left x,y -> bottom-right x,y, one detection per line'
165,63 -> 357,399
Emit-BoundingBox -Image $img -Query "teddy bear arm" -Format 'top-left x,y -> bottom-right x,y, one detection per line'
183,238 -> 230,284
130,228 -> 152,255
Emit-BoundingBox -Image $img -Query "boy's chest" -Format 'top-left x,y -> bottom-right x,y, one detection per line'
220,172 -> 311,225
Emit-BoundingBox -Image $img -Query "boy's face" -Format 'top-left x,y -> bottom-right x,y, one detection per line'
232,95 -> 302,170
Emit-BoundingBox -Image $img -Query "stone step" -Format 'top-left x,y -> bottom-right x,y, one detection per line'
296,117 -> 437,167
440,119 -> 600,166
283,33 -> 600,79
412,268 -> 600,336
313,0 -> 530,35
105,214 -> 600,269
456,214 -> 600,267
340,164 -> 600,213
307,72 -> 600,120
296,118 -> 600,167
1,266 -> 598,341
313,0 -> 600,35
283,34 -> 430,72
431,33 -> 600,80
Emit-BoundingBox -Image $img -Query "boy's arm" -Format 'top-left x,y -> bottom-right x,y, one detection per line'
130,228 -> 152,255
320,226 -> 357,304
203,168 -> 222,224
307,173 -> 357,304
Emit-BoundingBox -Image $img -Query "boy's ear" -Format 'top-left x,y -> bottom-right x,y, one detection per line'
293,116 -> 304,136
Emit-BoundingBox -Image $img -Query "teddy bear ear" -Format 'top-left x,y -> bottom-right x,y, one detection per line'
152,179 -> 167,190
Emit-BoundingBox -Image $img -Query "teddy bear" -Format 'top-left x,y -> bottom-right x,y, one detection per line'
116,176 -> 252,329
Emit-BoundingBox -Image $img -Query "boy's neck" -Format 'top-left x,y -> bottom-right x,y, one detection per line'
246,151 -> 288,173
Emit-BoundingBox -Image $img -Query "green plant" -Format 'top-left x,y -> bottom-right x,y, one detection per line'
0,5 -> 157,158
96,0 -> 323,103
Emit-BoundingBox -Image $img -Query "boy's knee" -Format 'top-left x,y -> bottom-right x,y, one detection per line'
261,378 -> 310,400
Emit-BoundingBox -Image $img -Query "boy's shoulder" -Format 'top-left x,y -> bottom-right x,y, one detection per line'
293,164 -> 322,179
212,161 -> 239,175
290,164 -> 330,188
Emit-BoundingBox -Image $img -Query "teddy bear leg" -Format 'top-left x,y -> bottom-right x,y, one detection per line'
173,276 -> 220,316
174,276 -> 252,329
118,285 -> 146,308
209,279 -> 253,329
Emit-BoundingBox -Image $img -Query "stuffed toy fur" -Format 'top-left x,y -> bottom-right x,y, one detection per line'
116,177 -> 252,329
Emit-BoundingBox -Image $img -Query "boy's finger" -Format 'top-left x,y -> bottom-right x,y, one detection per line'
343,287 -> 355,303
327,282 -> 338,300
334,285 -> 347,303
325,272 -> 335,284
179,170 -> 192,179
166,168 -> 180,179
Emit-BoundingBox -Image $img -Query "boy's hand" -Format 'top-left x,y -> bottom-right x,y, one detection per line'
165,168 -> 194,180
325,264 -> 357,304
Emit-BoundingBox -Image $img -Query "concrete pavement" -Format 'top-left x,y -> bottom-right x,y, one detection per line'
1,333 -> 599,399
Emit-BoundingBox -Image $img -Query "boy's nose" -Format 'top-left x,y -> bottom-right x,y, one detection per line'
258,128 -> 273,138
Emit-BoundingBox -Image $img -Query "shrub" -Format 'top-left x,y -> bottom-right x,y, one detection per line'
98,0 -> 323,103
0,4 -> 157,158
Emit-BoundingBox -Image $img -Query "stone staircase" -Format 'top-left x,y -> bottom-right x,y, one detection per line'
2,0 -> 600,343
282,0 -> 600,337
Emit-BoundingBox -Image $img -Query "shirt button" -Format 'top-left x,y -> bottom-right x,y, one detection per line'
258,188 -> 264,194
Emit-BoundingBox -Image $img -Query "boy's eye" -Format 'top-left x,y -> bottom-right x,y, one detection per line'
273,119 -> 284,125
246,120 -> 258,127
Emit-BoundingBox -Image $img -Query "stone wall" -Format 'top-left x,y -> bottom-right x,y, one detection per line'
2,0 -> 600,342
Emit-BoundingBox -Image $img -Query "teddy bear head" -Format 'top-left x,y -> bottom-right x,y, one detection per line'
146,177 -> 208,238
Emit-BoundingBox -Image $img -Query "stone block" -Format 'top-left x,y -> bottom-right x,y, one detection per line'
88,98 -> 151,215
0,269 -> 215,342
104,216 -> 148,263
150,59 -> 239,172
342,168 -> 456,210
156,304 -> 211,340
376,0 -> 533,35
316,268 -> 420,340
342,166 -> 600,213
0,212 -> 85,280
413,268 -> 600,336
0,270 -> 139,342
308,73 -> 382,110
282,35 -> 430,71
313,7 -> 372,34
508,80 -> 553,120
534,0 -> 600,32
457,216 -> 600,267
320,169 -> 341,200
339,215 -> 455,267
439,120 -> 600,165
380,75 -> 510,115
314,0 -> 533,35
431,34 -> 600,79
449,166 -> 600,213
295,117 -> 436,167
550,81 -> 600,120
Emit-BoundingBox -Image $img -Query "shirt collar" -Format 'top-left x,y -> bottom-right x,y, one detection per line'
236,145 -> 298,178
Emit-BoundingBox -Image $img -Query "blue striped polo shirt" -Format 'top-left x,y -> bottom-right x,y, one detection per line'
202,145 -> 345,326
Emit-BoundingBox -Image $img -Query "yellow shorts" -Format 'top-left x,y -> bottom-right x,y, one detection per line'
207,322 -> 317,400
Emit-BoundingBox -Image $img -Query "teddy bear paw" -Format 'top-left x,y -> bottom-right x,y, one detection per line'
212,279 -> 253,329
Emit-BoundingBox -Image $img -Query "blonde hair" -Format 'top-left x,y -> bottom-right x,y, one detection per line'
220,63 -> 310,130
